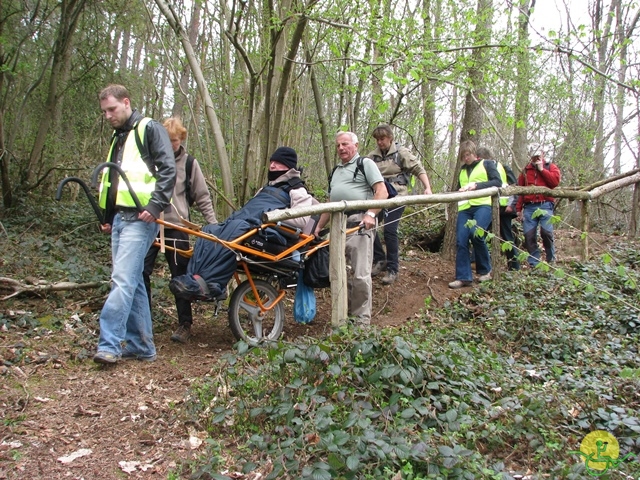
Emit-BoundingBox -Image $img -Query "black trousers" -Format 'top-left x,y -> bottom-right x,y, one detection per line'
499,207 -> 520,271
143,229 -> 193,326
373,205 -> 406,274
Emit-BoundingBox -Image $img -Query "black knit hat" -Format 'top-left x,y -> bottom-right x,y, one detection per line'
270,146 -> 298,170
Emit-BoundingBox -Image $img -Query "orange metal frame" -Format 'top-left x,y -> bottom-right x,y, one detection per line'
152,220 -> 360,317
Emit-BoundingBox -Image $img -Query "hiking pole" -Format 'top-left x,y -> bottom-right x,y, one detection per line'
55,177 -> 105,224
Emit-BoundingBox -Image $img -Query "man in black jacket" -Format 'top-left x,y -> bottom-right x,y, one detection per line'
476,147 -> 520,271
93,84 -> 176,364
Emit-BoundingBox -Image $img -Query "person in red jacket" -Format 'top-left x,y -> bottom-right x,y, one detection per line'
516,144 -> 561,267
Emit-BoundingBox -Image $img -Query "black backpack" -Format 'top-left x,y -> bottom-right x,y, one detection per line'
184,154 -> 195,206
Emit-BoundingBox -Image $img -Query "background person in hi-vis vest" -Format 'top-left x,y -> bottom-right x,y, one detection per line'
93,84 -> 176,365
476,147 -> 520,271
448,140 -> 502,289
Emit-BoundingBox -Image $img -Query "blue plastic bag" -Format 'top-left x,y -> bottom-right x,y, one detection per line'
294,270 -> 316,324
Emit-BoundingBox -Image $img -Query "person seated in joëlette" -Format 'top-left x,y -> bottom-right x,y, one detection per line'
169,147 -> 314,301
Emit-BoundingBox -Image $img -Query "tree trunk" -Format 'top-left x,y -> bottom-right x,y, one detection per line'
0,277 -> 107,301
631,183 -> 639,237
512,0 -> 534,173
591,0 -> 616,172
172,0 -> 201,119
24,0 -> 87,188
421,0 -> 439,191
0,30 -> 10,207
261,0 -> 292,183
305,42 -> 333,176
633,91 -> 640,237
119,26 -> 130,72
329,213 -> 348,327
441,83 -> 459,260
155,0 -> 235,217
442,0 -> 493,260
269,2 -> 315,155
0,106 -> 10,207
460,0 -> 493,144
224,18 -> 260,204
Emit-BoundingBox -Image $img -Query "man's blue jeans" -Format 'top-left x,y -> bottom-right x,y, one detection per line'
522,201 -> 555,266
97,213 -> 158,358
455,205 -> 492,282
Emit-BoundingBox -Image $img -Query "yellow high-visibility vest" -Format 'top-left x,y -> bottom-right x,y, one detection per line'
99,118 -> 155,209
458,161 -> 491,211
496,162 -> 509,207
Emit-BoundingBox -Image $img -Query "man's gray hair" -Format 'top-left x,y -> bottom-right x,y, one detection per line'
336,131 -> 358,144
476,147 -> 493,160
528,143 -> 545,157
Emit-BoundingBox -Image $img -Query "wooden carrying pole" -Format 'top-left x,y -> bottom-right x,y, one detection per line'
264,175 -> 640,307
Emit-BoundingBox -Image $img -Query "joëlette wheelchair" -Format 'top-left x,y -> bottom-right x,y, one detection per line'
56,163 -> 350,346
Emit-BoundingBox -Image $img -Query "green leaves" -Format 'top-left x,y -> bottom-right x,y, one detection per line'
437,444 -> 474,468
178,245 -> 640,479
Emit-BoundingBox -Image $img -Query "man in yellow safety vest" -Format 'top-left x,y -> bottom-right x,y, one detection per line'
477,147 -> 520,271
93,84 -> 176,365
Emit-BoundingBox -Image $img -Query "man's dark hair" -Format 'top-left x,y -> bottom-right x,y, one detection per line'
476,147 -> 493,160
99,84 -> 130,102
372,124 -> 394,140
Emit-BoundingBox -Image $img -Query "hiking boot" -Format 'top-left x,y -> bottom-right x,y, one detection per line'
121,354 -> 157,362
381,271 -> 397,285
371,261 -> 387,277
171,324 -> 191,343
93,351 -> 119,364
448,280 -> 472,289
477,272 -> 492,282
170,275 -> 211,301
121,349 -> 157,362
508,261 -> 520,271
348,315 -> 371,327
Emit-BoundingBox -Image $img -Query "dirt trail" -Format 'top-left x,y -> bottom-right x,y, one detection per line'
0,232 -> 601,479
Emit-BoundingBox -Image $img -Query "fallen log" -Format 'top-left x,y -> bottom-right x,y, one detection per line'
0,277 -> 107,301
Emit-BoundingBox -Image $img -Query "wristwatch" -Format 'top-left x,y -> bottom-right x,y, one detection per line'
365,211 -> 376,219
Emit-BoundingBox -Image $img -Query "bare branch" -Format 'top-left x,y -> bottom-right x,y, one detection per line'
0,277 -> 107,301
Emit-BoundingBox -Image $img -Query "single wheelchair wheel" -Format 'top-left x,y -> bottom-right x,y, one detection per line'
228,279 -> 285,346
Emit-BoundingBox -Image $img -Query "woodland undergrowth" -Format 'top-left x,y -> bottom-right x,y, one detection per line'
181,254 -> 640,480
2,204 -> 640,479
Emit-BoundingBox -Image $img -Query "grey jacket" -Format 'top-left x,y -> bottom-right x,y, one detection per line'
162,145 -> 217,226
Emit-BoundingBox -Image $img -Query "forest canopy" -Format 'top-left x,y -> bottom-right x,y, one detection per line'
1,0 -> 638,222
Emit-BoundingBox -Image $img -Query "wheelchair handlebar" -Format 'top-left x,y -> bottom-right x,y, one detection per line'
90,162 -> 144,212
55,176 -> 105,224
